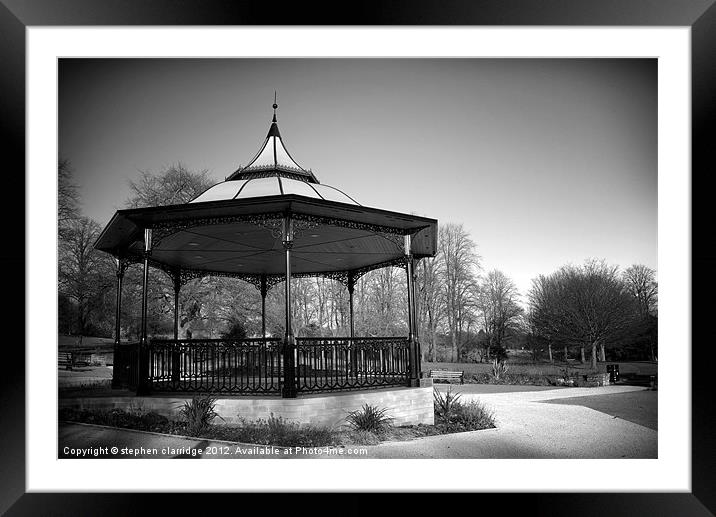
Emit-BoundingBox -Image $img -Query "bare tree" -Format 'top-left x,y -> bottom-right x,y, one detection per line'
123,163 -> 216,336
528,259 -> 637,369
365,267 -> 407,336
439,223 -> 480,362
126,162 -> 213,208
475,270 -> 524,361
58,217 -> 115,338
623,264 -> 658,360
58,158 -> 80,238
178,276 -> 259,338
528,274 -> 569,361
623,265 -> 658,316
417,254 -> 444,362
293,278 -> 318,337
328,279 -> 349,335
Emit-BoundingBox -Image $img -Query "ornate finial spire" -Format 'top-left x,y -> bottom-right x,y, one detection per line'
224,95 -> 319,184
272,91 -> 278,122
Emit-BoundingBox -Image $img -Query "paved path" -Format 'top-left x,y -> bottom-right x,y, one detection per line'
59,422 -> 307,459
434,383 -> 566,394
356,385 -> 656,459
543,390 -> 657,430
59,385 -> 656,459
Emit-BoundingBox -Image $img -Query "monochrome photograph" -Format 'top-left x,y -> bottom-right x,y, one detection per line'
57,57 -> 658,460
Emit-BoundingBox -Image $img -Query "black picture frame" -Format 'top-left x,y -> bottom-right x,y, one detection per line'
1,1 -> 712,515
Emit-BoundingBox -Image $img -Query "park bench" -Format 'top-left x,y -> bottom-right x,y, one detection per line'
58,352 -> 74,370
429,369 -> 464,384
58,351 -> 91,370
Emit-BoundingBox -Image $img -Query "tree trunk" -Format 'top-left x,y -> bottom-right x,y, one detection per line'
486,344 -> 491,362
430,327 -> 437,362
591,342 -> 598,370
580,346 -> 585,363
599,343 -> 606,362
548,344 -> 553,363
564,345 -> 568,363
648,337 -> 656,362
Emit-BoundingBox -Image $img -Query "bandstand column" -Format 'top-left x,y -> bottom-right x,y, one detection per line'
171,270 -> 181,385
281,216 -> 297,398
111,258 -> 125,389
348,272 -> 357,377
411,256 -> 422,374
260,274 -> 268,338
405,234 -> 420,387
137,228 -> 152,395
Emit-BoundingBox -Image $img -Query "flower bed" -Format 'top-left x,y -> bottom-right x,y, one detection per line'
469,371 -> 610,387
59,392 -> 497,448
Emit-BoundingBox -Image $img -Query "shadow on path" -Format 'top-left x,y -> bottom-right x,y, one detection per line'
541,390 -> 657,430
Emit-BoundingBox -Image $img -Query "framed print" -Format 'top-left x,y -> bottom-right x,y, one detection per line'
1,0 -> 713,514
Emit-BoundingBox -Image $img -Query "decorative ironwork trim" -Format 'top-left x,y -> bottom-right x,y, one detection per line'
292,270 -> 349,286
290,256 -> 409,287
291,212 -> 411,238
293,217 -> 321,238
178,268 -> 262,290
146,209 -> 421,251
118,253 -> 408,291
349,256 -> 409,284
256,216 -> 284,240
376,231 -> 405,250
115,257 -> 130,277
151,212 -> 284,247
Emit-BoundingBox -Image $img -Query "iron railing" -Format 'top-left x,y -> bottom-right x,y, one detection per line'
148,338 -> 283,394
295,337 -> 410,393
116,336 -> 411,395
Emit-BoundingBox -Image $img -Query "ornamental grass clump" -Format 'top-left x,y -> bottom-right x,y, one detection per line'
454,400 -> 496,430
180,395 -> 221,436
491,358 -> 509,380
433,387 -> 462,422
433,387 -> 496,431
345,404 -> 393,433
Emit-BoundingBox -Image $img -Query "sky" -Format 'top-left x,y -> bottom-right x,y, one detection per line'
58,58 -> 657,298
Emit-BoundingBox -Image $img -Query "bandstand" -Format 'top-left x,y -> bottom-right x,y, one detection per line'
95,100 -> 438,403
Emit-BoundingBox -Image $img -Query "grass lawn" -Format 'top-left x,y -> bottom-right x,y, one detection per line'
59,334 -> 114,349
59,366 -> 113,379
541,390 -> 657,430
59,366 -> 113,390
434,383 -> 564,394
423,354 -> 658,378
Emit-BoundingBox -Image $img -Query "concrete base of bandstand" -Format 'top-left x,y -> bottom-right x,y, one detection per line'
59,385 -> 435,427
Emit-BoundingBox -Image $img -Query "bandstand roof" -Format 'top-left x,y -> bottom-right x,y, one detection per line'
223,111 -> 320,184
95,100 -> 438,286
